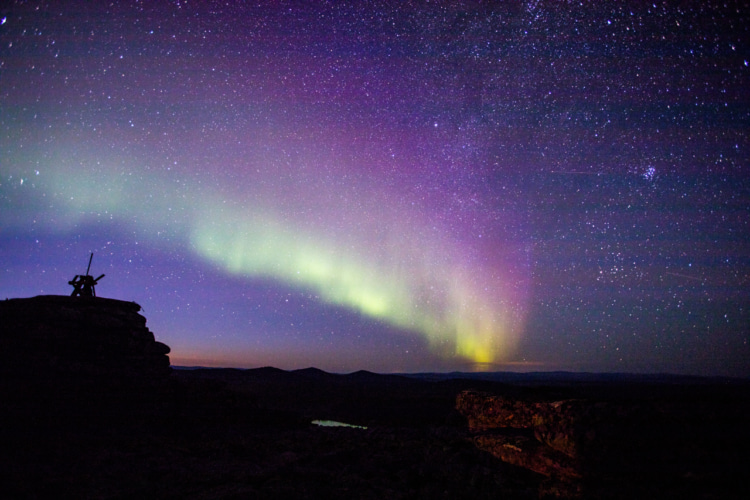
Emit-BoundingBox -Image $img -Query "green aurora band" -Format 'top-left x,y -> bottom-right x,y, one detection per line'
4,142 -> 528,365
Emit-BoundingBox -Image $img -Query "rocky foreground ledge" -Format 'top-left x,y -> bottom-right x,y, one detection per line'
456,386 -> 750,498
0,295 -> 171,379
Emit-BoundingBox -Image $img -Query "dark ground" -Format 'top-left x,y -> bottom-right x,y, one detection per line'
2,367 -> 749,499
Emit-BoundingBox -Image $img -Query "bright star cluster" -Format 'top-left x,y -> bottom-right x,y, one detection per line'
1,1 -> 747,376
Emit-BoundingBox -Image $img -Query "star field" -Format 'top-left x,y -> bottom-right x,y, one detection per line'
1,1 -> 748,376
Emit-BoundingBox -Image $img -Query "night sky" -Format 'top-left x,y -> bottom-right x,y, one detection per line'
1,1 -> 748,376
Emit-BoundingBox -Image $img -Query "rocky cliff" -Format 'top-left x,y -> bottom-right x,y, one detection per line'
0,295 -> 170,380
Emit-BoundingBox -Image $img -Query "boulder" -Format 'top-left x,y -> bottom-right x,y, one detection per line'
456,390 -> 546,430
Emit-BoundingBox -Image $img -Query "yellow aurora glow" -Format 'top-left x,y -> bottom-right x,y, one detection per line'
191,199 -> 525,364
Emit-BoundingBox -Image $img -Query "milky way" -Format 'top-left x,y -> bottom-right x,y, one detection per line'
1,1 -> 748,375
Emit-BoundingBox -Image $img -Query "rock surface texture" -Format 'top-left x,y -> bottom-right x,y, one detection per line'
0,295 -> 170,379
457,391 -> 585,496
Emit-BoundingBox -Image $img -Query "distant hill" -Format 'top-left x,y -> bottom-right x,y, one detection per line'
401,370 -> 748,384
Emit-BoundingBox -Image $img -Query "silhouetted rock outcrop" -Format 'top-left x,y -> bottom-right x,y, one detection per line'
0,295 -> 170,380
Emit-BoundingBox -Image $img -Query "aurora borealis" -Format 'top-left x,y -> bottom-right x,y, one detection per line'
1,1 -> 748,376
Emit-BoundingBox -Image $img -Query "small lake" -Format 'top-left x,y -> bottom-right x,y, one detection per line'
311,420 -> 367,429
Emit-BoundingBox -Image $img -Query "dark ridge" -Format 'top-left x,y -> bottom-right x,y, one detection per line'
4,297 -> 747,500
243,366 -> 291,378
346,369 -> 412,384
347,369 -> 379,378
292,367 -> 340,380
